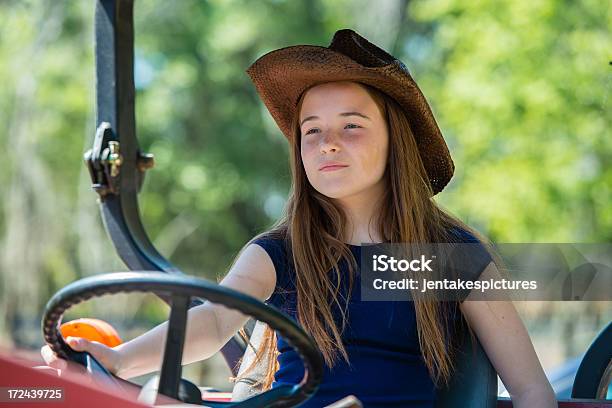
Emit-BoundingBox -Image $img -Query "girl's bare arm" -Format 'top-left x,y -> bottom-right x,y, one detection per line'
459,263 -> 557,408
115,243 -> 277,379
42,243 -> 276,380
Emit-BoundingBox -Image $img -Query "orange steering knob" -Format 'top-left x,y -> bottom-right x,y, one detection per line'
60,318 -> 122,348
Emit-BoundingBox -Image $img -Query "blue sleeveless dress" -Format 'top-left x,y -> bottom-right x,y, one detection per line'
252,228 -> 490,407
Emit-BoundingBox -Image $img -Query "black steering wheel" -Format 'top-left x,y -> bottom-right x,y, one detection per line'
41,271 -> 324,407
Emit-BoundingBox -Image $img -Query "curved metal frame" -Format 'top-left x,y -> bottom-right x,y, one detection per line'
572,322 -> 612,399
84,0 -> 249,374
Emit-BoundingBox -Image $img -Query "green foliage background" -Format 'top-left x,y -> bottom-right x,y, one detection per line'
0,0 -> 609,390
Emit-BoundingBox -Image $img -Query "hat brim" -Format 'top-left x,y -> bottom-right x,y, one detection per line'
246,45 -> 454,195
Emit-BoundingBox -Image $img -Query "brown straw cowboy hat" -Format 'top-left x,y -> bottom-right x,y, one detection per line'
246,28 -> 454,195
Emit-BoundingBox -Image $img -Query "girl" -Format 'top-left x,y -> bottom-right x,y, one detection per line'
42,29 -> 556,407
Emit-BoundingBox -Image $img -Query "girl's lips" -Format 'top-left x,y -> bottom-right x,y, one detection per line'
319,165 -> 349,172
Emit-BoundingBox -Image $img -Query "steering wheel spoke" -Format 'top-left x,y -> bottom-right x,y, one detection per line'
158,294 -> 191,401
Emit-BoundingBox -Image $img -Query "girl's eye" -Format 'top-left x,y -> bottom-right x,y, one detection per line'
304,124 -> 361,135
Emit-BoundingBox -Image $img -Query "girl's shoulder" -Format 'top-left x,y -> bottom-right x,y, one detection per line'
445,225 -> 495,301
249,231 -> 290,259
446,225 -> 484,244
248,231 -> 294,292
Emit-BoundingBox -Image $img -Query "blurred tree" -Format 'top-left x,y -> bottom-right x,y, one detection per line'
405,0 -> 611,242
0,1 -> 101,348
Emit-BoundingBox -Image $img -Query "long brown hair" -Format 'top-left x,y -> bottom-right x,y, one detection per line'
231,81 -> 494,389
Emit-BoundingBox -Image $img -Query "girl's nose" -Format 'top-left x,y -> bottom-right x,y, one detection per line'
319,130 -> 341,154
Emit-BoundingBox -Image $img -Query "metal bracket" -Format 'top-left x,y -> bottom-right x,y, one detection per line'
84,121 -> 154,198
84,122 -> 120,197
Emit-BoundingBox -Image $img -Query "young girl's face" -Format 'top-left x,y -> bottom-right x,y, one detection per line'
299,81 -> 389,201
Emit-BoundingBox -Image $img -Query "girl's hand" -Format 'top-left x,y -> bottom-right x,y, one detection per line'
40,336 -> 121,375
